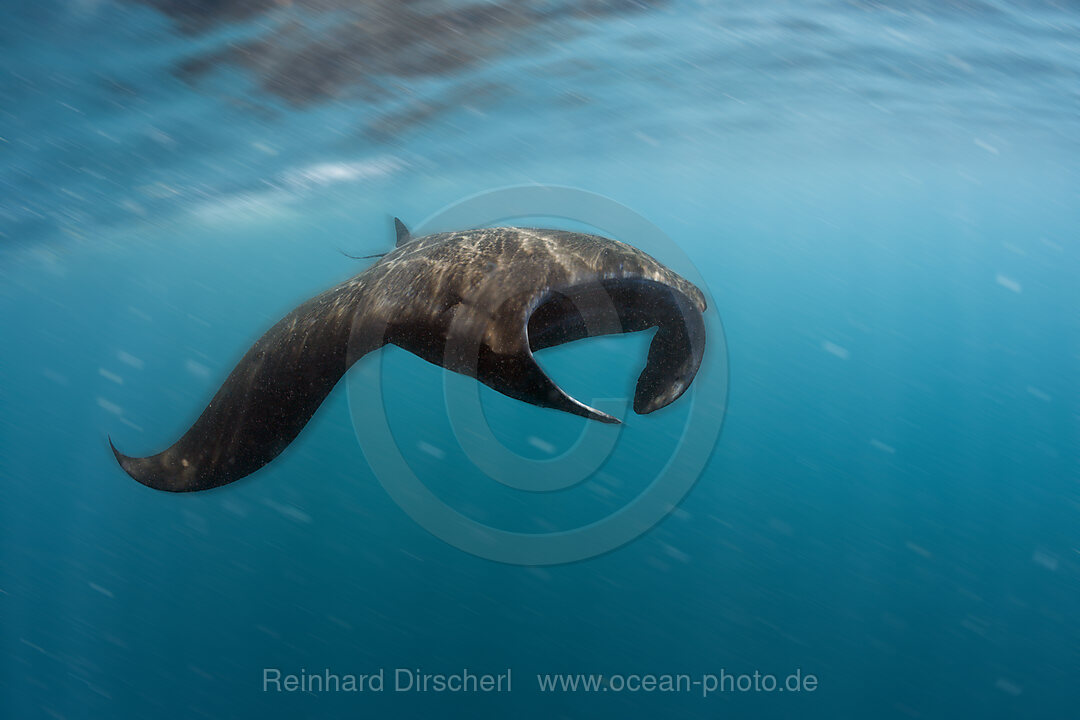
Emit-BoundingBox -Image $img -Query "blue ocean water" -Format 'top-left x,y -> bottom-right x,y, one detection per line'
2,0 -> 1079,717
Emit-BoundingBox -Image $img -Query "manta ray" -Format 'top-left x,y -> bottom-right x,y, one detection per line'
111,220 -> 707,492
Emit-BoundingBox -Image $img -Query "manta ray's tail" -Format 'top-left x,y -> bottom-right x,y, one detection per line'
110,280 -> 382,492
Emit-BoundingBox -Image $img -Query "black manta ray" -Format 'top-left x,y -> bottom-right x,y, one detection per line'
111,221 -> 707,492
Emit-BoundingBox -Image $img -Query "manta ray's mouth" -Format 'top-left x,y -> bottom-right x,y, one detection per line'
518,277 -> 707,424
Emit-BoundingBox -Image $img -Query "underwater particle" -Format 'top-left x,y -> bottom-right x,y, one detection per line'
256,625 -> 280,640
193,190 -> 294,224
822,340 -> 850,359
120,199 -> 147,217
147,127 -> 175,146
42,368 -> 70,385
417,441 -> 446,460
1025,386 -> 1051,403
946,54 -> 974,73
526,567 -> 551,582
995,274 -> 1022,293
633,130 -> 659,146
995,678 -> 1023,696
220,498 -> 249,517
527,436 -> 556,454
88,582 -> 114,599
960,616 -> 989,637
185,359 -> 211,378
182,509 -> 208,534
98,368 -> 123,385
327,615 -> 354,630
116,350 -> 145,369
189,666 -> 215,681
280,157 -> 401,190
117,417 -> 143,433
870,439 -> 896,454
1031,550 -> 1058,571
96,397 -> 123,415
768,517 -> 793,535
263,498 -> 313,524
905,541 -> 932,558
590,483 -> 615,499
1040,238 -> 1063,252
20,638 -> 57,659
127,306 -> 153,322
661,542 -> 690,563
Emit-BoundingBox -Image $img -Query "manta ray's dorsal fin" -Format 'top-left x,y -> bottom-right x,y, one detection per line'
394,217 -> 412,246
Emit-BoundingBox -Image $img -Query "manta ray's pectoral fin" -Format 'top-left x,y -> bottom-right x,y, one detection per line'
479,349 -> 621,424
440,291 -> 621,425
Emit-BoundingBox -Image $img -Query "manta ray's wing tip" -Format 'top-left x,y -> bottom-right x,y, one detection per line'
108,436 -> 176,491
107,434 -> 125,465
583,407 -> 621,424
108,435 -> 140,481
561,394 -> 621,424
